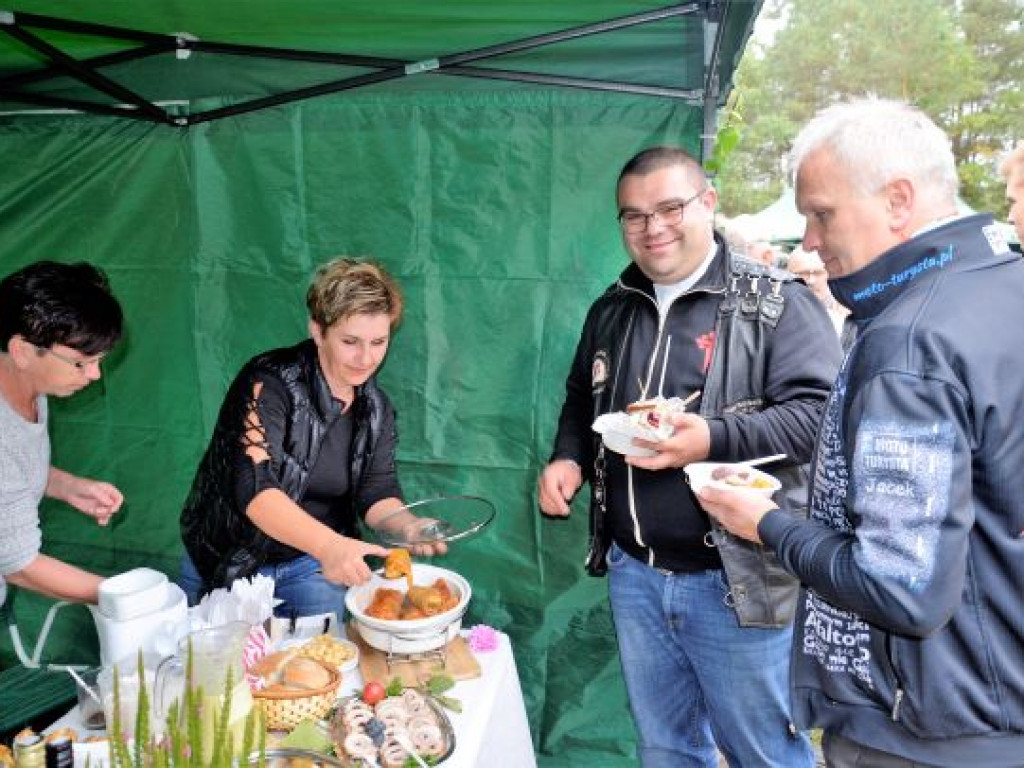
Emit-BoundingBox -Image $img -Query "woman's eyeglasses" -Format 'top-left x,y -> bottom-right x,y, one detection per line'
31,343 -> 106,372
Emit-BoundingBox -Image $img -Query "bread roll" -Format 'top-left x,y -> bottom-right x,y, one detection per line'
281,657 -> 332,690
250,650 -> 295,683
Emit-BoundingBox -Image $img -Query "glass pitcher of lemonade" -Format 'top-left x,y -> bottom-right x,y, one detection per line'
155,621 -> 254,761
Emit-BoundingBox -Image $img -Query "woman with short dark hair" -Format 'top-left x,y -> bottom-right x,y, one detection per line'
0,260 -> 125,606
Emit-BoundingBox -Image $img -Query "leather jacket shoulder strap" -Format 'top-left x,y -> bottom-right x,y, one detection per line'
702,260 -> 790,416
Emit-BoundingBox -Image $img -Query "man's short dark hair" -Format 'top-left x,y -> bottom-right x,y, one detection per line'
0,260 -> 123,354
618,146 -> 708,191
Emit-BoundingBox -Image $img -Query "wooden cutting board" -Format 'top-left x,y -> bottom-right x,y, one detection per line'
346,623 -> 481,686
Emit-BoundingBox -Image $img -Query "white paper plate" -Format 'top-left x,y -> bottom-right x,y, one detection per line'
592,412 -> 670,457
684,462 -> 782,497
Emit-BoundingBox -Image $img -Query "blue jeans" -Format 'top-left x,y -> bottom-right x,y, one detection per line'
607,542 -> 814,768
177,551 -> 348,620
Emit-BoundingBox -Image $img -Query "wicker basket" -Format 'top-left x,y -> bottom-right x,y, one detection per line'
252,659 -> 341,730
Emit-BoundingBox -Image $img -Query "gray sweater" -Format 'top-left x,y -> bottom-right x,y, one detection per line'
0,392 -> 49,605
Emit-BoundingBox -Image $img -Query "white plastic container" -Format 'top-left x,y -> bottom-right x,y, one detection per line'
97,567 -> 168,621
90,582 -> 190,667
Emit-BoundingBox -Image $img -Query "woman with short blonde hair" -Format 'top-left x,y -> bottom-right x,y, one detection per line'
180,257 -> 440,620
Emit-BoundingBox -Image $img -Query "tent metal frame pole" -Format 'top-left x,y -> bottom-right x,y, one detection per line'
700,0 -> 728,161
187,2 -> 708,125
436,2 -> 702,68
1,10 -> 172,45
0,42 -> 174,91
0,1 -> 725,126
191,40 -> 404,70
187,68 -> 412,125
0,87 -> 156,118
445,66 -> 702,102
0,21 -> 171,122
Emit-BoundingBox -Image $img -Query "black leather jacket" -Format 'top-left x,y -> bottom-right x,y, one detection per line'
181,339 -> 398,590
552,235 -> 841,627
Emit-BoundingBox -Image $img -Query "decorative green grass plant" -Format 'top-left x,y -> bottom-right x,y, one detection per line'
104,648 -> 266,767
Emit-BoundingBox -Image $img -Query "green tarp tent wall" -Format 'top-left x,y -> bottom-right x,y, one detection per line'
0,2 -> 760,762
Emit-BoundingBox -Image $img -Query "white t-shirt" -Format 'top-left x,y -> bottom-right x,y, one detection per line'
652,242 -> 718,314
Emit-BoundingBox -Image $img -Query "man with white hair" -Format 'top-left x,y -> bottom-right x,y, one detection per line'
999,140 -> 1024,243
698,98 -> 1024,767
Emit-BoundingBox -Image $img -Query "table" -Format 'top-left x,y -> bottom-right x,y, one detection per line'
47,630 -> 536,768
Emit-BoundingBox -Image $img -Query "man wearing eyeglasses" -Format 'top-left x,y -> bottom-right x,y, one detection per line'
0,261 -> 124,607
538,146 -> 841,767
787,247 -> 850,336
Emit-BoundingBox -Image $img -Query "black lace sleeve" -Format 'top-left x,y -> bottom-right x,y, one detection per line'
232,374 -> 290,512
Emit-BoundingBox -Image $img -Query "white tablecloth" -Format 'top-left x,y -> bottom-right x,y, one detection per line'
48,630 -> 536,768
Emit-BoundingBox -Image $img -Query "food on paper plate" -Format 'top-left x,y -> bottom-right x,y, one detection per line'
710,464 -> 775,489
626,397 -> 678,432
592,392 -> 697,457
684,461 -> 782,498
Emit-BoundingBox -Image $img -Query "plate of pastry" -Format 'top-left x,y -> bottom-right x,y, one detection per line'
592,393 -> 699,457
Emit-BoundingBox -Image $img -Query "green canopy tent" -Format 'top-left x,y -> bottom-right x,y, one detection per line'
0,2 -> 762,762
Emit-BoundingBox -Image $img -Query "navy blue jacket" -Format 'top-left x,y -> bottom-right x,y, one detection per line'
760,214 -> 1024,766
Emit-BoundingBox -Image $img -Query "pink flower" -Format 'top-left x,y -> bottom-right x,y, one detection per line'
467,624 -> 499,653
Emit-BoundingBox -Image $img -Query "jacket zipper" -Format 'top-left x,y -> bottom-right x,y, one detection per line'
891,689 -> 904,721
886,631 -> 905,721
615,282 -> 724,397
615,281 -> 724,566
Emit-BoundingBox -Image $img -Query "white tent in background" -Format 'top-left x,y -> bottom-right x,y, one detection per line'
731,187 -> 1020,248
730,187 -> 804,245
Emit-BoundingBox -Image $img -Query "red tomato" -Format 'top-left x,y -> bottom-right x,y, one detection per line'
362,681 -> 386,705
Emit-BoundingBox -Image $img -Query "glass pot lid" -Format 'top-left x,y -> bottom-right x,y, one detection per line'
372,494 -> 496,546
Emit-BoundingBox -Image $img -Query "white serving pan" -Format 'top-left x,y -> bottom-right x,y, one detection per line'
345,563 -> 471,655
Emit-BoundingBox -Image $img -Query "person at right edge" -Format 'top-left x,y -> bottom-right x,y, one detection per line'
700,99 -> 1024,767
537,146 -> 841,767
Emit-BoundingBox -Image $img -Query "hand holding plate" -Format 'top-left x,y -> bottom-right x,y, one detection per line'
626,412 -> 711,471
